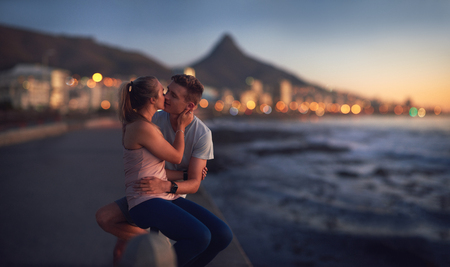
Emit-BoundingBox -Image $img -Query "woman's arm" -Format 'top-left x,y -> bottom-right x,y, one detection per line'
133,110 -> 192,164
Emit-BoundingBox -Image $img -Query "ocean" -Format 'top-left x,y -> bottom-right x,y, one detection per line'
203,115 -> 450,267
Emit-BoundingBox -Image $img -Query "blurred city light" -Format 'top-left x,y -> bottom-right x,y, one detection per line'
298,102 -> 309,114
246,100 -> 256,110
275,101 -> 286,112
379,104 -> 388,114
92,73 -> 103,82
215,100 -> 224,112
289,102 -> 298,111
434,106 -> 442,115
341,104 -> 350,114
230,107 -> 239,116
418,108 -> 426,118
351,104 -> 361,114
409,107 -> 418,117
199,99 -> 209,108
86,79 -> 96,88
261,104 -> 272,114
315,107 -> 325,116
364,106 -> 374,115
245,76 -> 254,86
394,105 -> 403,115
232,100 -> 241,109
103,77 -> 114,87
101,100 -> 111,110
309,102 -> 319,112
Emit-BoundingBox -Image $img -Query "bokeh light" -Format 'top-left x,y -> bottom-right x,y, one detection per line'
364,106 -> 374,115
434,106 -> 441,115
379,104 -> 389,114
101,100 -> 111,110
351,104 -> 361,114
394,105 -> 403,115
289,102 -> 299,110
418,108 -> 426,117
409,107 -> 418,117
262,104 -> 272,114
315,107 -> 325,116
298,102 -> 309,114
341,104 -> 350,114
276,101 -> 287,112
103,77 -> 114,87
245,76 -> 254,86
215,100 -> 224,112
92,73 -> 103,82
87,79 -> 96,88
22,81 -> 30,90
230,107 -> 239,116
309,102 -> 319,112
199,99 -> 209,108
246,100 -> 256,110
232,100 -> 241,109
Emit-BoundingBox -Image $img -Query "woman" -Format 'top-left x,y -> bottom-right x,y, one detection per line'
119,76 -> 232,266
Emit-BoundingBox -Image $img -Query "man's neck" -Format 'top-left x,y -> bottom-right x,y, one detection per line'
169,113 -> 179,132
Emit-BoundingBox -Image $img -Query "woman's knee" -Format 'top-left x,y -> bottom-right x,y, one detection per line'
95,202 -> 125,233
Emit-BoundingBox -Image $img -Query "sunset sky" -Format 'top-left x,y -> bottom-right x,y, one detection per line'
1,0 -> 449,111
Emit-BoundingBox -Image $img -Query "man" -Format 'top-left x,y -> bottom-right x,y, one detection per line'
96,74 -> 230,265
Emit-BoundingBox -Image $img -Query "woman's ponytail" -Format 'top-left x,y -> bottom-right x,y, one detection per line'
118,76 -> 159,125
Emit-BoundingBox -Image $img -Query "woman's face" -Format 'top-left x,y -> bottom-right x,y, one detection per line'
154,81 -> 166,110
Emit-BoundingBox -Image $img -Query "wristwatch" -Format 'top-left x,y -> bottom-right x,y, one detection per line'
168,181 -> 178,194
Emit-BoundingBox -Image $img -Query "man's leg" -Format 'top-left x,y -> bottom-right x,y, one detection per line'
96,202 -> 148,264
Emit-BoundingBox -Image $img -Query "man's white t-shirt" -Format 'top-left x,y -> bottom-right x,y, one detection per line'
152,110 -> 214,173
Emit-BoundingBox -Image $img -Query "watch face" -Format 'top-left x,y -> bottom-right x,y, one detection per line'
171,182 -> 178,193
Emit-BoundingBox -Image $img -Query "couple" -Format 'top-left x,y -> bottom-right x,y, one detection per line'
96,74 -> 233,266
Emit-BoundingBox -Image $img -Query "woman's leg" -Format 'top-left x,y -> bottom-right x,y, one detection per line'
172,198 -> 233,267
129,198 -> 211,266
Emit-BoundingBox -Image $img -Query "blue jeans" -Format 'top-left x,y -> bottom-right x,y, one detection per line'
129,197 -> 233,267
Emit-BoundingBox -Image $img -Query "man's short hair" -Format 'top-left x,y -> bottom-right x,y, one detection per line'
171,74 -> 204,105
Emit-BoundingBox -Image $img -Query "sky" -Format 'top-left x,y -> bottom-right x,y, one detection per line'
1,0 -> 449,111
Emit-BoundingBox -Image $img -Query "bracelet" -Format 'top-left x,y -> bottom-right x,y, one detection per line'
175,130 -> 184,135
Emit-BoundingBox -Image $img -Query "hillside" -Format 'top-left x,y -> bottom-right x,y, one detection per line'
0,24 -> 172,79
191,34 -> 321,94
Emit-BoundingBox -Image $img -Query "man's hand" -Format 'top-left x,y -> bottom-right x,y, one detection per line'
201,166 -> 208,180
133,177 -> 170,194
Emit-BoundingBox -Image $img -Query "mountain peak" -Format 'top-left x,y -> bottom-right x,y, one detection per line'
208,33 -> 244,58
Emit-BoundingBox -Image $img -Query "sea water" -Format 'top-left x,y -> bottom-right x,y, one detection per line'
204,116 -> 450,267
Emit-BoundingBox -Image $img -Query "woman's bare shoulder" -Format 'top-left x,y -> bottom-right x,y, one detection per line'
127,120 -> 161,136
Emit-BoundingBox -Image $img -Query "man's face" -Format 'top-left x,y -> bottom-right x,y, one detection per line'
164,81 -> 189,115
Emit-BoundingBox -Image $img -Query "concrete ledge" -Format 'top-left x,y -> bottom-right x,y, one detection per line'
0,117 -> 121,147
0,122 -> 69,147
187,186 -> 253,267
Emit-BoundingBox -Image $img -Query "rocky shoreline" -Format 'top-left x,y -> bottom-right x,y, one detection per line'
203,122 -> 450,266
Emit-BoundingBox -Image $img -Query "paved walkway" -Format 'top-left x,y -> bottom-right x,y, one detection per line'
0,120 -> 252,266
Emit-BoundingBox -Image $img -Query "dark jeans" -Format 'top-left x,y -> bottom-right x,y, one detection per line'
129,197 -> 233,267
